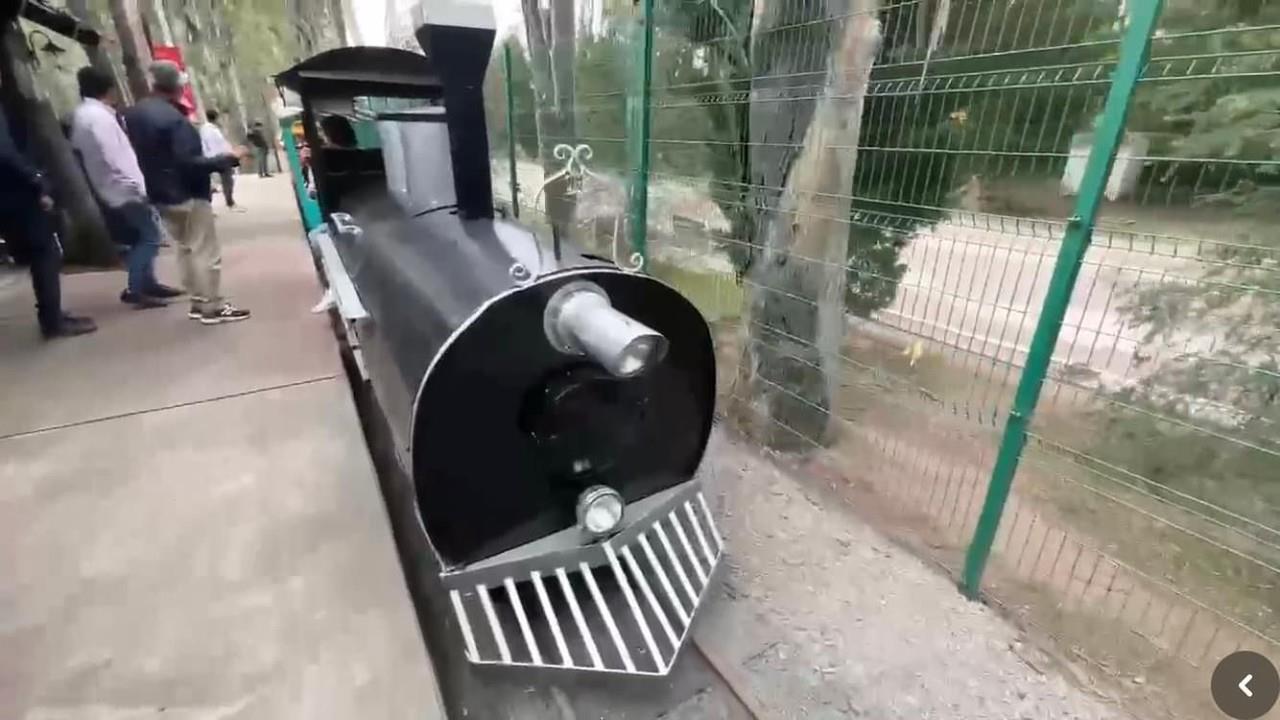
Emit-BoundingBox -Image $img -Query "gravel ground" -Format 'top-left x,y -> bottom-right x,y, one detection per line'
693,431 -> 1131,720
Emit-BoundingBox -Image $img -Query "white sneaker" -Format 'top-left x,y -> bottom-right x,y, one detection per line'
188,296 -> 209,319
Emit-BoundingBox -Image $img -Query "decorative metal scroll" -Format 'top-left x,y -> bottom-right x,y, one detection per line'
508,262 -> 533,285
533,143 -> 645,274
534,143 -> 594,200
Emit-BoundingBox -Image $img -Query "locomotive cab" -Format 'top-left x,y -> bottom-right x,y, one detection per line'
277,1 -> 723,676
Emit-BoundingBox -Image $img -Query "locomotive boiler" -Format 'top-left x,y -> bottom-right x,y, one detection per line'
277,1 -> 723,676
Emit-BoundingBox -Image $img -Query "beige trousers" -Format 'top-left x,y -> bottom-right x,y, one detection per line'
160,199 -> 221,312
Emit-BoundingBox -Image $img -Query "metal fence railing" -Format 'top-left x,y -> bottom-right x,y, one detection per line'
485,1 -> 1280,715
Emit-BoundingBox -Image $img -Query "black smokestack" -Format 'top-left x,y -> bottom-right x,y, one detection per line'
416,3 -> 496,220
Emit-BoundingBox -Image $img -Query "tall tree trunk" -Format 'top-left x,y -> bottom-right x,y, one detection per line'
735,0 -> 881,451
67,0 -> 125,100
225,54 -> 249,144
329,0 -> 351,46
699,22 -> 754,280
149,0 -> 174,45
914,0 -> 930,52
521,0 -> 578,236
150,0 -> 212,118
0,25 -> 116,267
108,0 -> 152,100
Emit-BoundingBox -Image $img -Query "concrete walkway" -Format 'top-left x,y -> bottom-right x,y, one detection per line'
0,176 -> 445,719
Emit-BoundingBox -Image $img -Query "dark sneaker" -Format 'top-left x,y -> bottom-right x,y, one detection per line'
120,290 -> 167,309
145,283 -> 184,299
42,315 -> 97,339
200,303 -> 251,325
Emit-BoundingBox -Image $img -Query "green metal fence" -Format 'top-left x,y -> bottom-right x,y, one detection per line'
487,0 -> 1280,714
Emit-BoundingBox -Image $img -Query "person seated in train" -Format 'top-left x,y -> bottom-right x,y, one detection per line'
319,115 -> 358,149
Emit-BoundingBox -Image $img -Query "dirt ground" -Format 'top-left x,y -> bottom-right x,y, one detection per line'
694,431 -> 1131,720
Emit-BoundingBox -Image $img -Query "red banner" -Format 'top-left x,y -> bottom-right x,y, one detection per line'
149,44 -> 198,117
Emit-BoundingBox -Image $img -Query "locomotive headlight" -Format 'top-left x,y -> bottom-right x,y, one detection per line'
545,281 -> 669,378
577,485 -> 625,537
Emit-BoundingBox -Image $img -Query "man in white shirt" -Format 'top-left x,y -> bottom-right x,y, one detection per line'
70,66 -> 181,308
201,109 -> 242,211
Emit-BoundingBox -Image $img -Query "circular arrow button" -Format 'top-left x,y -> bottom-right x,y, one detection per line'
1212,651 -> 1279,720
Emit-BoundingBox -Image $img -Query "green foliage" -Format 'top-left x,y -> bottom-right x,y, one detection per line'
572,35 -> 628,170
568,31 -> 724,177
1106,212 -> 1280,549
1172,87 -> 1280,161
1128,3 -> 1280,190
495,30 -> 723,175
846,227 -> 909,318
1089,368 -> 1280,546
498,0 -> 1277,323
1120,237 -> 1279,424
485,39 -> 540,159
122,0 -> 348,141
642,0 -> 1123,317
1104,3 -> 1280,509
651,0 -> 754,272
1077,2 -> 1280,627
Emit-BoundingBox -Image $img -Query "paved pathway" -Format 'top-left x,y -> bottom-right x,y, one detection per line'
0,176 -> 445,719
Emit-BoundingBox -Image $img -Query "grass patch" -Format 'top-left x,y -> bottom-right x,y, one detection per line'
648,259 -> 743,322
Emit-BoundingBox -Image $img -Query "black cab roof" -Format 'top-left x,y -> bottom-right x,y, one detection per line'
275,47 -> 442,100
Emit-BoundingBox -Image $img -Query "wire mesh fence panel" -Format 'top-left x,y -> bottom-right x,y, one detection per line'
639,0 -> 1122,585
485,24 -> 547,233
484,42 -> 518,212
995,5 -> 1280,714
483,1 -> 640,260
484,0 -> 1280,715
642,0 -> 1279,714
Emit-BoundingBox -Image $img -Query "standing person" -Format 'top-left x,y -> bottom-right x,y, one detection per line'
247,121 -> 272,178
0,95 -> 96,338
125,60 -> 250,325
200,109 -> 243,212
69,66 -> 181,309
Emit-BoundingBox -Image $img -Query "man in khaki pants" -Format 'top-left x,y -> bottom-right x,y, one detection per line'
124,61 -> 250,325
160,201 -> 226,320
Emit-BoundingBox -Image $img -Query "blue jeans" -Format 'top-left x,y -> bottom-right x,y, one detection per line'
110,201 -> 161,294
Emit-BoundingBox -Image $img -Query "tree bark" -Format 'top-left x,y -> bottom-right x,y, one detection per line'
735,0 -> 882,451
108,0 -> 153,100
0,25 -> 116,267
67,0 -> 126,100
225,54 -> 249,144
915,0 -> 930,53
521,0 -> 578,236
329,0 -> 351,46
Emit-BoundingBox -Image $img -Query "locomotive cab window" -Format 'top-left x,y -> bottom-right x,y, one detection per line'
275,47 -> 445,222
312,100 -> 460,222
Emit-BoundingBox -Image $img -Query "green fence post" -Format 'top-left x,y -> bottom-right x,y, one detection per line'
625,0 -> 655,265
960,0 -> 1166,599
503,42 -> 520,218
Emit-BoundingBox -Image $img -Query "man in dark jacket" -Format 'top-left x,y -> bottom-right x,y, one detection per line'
125,60 -> 250,325
246,121 -> 271,178
0,96 -> 96,338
